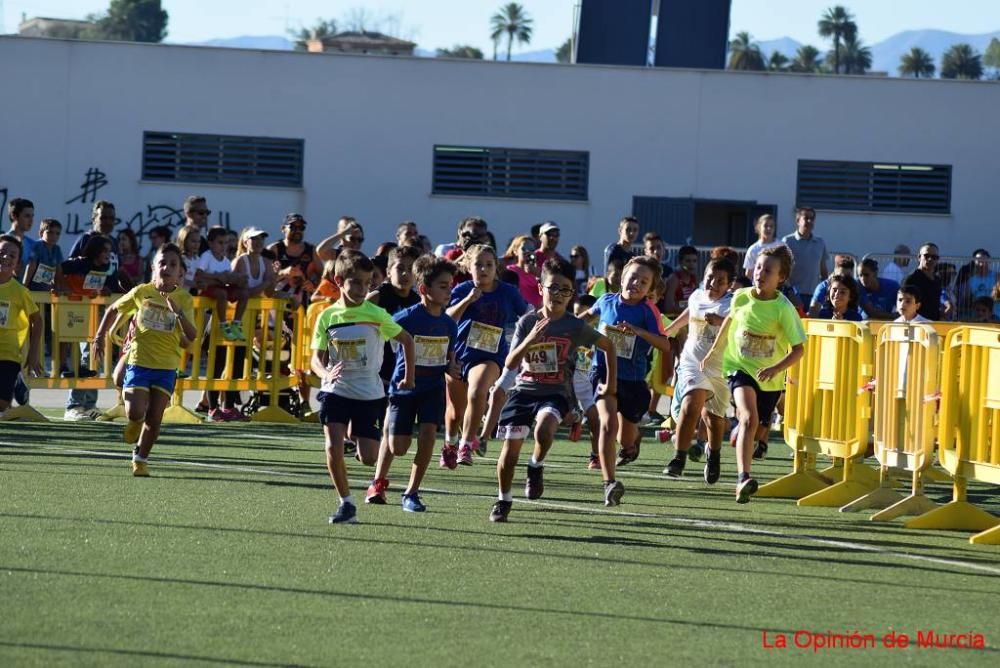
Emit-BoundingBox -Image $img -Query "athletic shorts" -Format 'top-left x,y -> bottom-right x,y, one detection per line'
387,387 -> 446,436
670,365 -> 730,421
317,391 -> 383,440
496,390 -> 569,441
573,372 -> 594,413
727,370 -> 782,423
461,358 -> 501,382
0,360 -> 20,403
592,376 -> 650,425
123,364 -> 177,396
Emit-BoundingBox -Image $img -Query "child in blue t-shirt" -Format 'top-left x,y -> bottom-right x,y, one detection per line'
444,244 -> 528,467
366,256 -> 459,512
588,256 -> 673,505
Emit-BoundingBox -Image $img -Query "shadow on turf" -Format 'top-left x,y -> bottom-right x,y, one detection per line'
0,563 -> 805,635
0,641 -> 292,666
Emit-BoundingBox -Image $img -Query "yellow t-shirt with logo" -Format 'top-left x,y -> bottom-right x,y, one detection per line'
112,283 -> 195,370
0,279 -> 39,363
722,287 -> 805,392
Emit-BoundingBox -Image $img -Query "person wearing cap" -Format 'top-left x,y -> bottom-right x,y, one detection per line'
535,221 -> 564,265
234,227 -> 276,297
269,213 -> 321,303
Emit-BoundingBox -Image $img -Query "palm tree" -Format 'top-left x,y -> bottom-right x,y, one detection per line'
941,43 -> 984,80
490,3 -> 533,62
985,38 -> 1000,78
556,37 -> 572,63
436,45 -> 484,59
898,47 -> 935,78
767,51 -> 790,72
290,18 -> 337,51
817,5 -> 857,74
838,35 -> 872,74
727,32 -> 765,71
790,45 -> 824,73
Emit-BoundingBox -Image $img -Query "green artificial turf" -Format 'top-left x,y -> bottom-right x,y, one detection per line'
1,416 -> 999,667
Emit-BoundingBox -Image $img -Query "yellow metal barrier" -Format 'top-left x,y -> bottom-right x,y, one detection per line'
757,320 -> 879,506
841,323 -> 941,519
907,326 -> 1000,544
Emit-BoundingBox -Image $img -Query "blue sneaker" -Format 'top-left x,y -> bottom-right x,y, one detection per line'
328,502 -> 358,524
401,493 -> 426,513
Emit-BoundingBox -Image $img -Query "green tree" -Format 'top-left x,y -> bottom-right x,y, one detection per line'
790,45 -> 824,73
490,2 -> 533,61
837,35 -> 872,74
767,51 -> 789,71
727,32 -> 765,71
556,37 -> 572,63
290,19 -> 338,51
940,43 -> 983,80
898,47 -> 935,78
436,45 -> 484,59
983,37 -> 1000,78
86,0 -> 168,42
817,5 -> 857,74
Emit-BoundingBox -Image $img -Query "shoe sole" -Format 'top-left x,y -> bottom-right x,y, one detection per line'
402,505 -> 426,513
704,467 -> 721,485
664,469 -> 683,478
736,479 -> 759,504
365,496 -> 387,505
329,514 -> 358,524
604,484 -> 625,507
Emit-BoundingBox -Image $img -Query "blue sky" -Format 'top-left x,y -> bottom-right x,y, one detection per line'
6,1 -> 997,51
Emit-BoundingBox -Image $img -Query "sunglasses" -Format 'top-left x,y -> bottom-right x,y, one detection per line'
193,209 -> 211,216
287,224 -> 306,231
544,231 -> 560,237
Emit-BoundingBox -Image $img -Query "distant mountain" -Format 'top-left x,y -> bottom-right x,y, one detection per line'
870,29 -> 1000,74
758,37 -> 802,59
188,35 -> 293,50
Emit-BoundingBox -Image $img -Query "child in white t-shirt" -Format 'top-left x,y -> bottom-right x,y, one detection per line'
894,286 -> 930,323
195,226 -> 248,341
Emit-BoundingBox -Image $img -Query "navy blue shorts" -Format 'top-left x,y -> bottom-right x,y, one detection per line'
387,387 -> 446,436
317,391 -> 384,440
592,375 -> 650,425
460,357 -> 501,381
123,364 -> 177,396
727,370 -> 782,422
496,390 -> 569,440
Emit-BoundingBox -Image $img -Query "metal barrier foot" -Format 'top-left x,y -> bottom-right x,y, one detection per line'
798,479 -> 877,507
756,471 -> 830,499
0,405 -> 49,422
869,493 -> 937,522
970,524 -> 1000,545
840,484 -> 905,513
904,501 -> 1000,532
252,405 -> 300,424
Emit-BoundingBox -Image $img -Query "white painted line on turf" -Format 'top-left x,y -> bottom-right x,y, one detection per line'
3,439 -> 1000,577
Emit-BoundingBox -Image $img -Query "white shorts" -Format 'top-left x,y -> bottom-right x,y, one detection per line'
573,372 -> 594,413
670,365 -> 730,421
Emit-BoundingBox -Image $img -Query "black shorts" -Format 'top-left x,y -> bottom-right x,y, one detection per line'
497,390 -> 569,440
593,376 -> 650,425
387,387 -> 446,436
0,360 -> 20,403
727,370 -> 782,422
317,391 -> 384,440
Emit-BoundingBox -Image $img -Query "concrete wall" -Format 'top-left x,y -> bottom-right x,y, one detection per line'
0,36 -> 996,261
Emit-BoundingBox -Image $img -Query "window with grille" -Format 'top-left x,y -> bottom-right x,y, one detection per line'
432,145 -> 589,201
796,160 -> 951,214
142,132 -> 304,188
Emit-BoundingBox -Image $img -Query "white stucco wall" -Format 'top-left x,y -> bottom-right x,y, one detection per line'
0,36 -> 996,259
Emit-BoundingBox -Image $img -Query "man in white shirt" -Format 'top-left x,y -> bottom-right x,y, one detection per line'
880,244 -> 911,285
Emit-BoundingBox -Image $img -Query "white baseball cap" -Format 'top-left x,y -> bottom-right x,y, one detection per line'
244,227 -> 268,239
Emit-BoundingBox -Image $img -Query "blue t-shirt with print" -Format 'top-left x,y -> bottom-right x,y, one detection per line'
390,303 -> 458,395
449,280 -> 528,366
589,292 -> 665,382
27,242 -> 64,291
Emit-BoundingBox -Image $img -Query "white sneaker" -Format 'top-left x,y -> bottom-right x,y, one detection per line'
64,407 -> 100,421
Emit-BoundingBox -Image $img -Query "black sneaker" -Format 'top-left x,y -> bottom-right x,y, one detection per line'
663,457 -> 685,478
344,440 -> 357,455
603,480 -> 625,507
328,502 -> 358,524
704,449 -> 721,485
688,441 -> 705,462
489,500 -> 512,522
525,465 -> 544,500
753,441 -> 768,459
616,443 -> 640,466
736,477 -> 759,504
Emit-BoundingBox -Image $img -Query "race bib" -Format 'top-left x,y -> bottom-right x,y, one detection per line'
739,331 -> 776,359
603,324 -> 636,360
575,347 -> 593,373
696,321 -> 720,347
467,321 -> 502,354
0,300 -> 9,328
523,342 -> 558,374
139,300 -> 177,333
34,263 -> 56,286
331,338 -> 368,370
82,271 -> 107,292
414,335 -> 449,367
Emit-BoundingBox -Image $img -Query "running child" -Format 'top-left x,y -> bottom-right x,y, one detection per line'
661,258 -> 735,482
589,255 -> 672,505
0,235 -> 44,420
489,258 -> 616,522
701,245 -> 805,503
310,250 -> 415,525
92,243 -> 197,475
366,256 -> 459,512
444,244 -> 528,466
